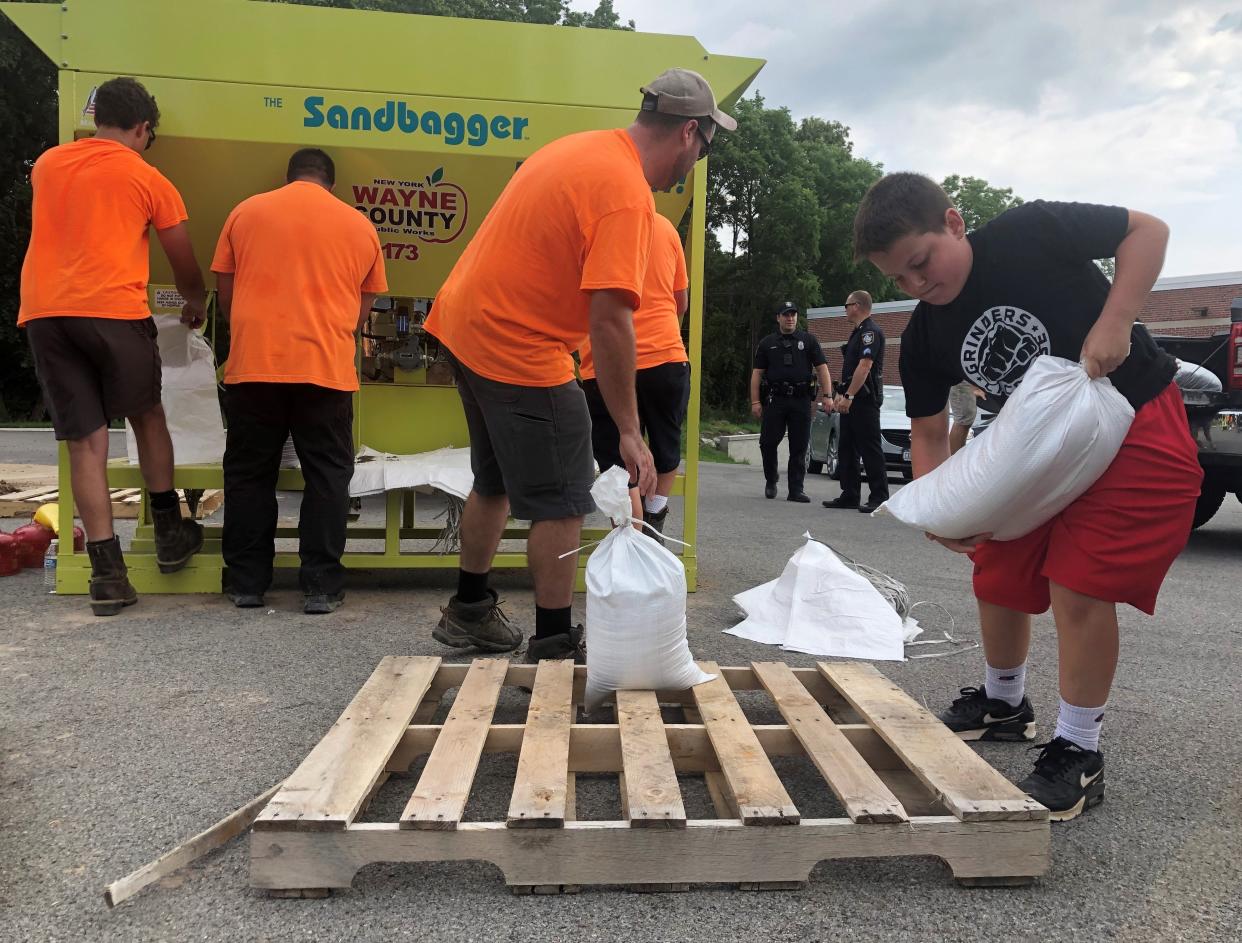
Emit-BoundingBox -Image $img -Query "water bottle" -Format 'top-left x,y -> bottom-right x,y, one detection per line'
43,538 -> 58,593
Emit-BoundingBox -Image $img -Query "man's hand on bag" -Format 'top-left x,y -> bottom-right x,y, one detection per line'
751,401 -> 763,420
620,430 -> 657,496
925,531 -> 991,554
1080,318 -> 1131,379
180,296 -> 207,330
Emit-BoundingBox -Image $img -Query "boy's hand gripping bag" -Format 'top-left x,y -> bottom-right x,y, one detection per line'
125,316 -> 226,466
583,466 -> 714,713
876,356 -> 1134,541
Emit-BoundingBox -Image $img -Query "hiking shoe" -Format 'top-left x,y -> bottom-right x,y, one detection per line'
304,592 -> 344,614
822,496 -> 860,510
764,483 -> 777,499
86,536 -> 138,617
643,506 -> 670,546
1018,737 -> 1105,822
523,624 -> 586,665
230,592 -> 265,608
152,504 -> 204,574
939,686 -> 1036,742
433,590 -> 522,652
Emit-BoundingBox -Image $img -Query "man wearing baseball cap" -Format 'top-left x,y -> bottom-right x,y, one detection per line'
750,301 -> 834,502
423,68 -> 735,662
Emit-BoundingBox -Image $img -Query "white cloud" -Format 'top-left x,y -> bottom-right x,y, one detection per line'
583,0 -> 1242,275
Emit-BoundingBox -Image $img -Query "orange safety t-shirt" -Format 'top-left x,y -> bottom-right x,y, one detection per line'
212,181 -> 388,392
424,129 -> 655,387
18,137 -> 188,325
579,212 -> 688,380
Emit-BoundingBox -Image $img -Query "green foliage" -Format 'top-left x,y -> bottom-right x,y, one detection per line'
0,4 -> 57,421
268,0 -> 633,29
941,174 -> 1024,232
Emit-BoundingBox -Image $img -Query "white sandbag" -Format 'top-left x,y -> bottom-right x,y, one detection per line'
727,535 -> 906,661
125,317 -> 226,466
877,356 -> 1133,541
584,466 -> 713,712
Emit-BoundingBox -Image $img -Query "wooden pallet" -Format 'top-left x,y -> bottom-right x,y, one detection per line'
0,487 -> 222,520
249,657 -> 1050,896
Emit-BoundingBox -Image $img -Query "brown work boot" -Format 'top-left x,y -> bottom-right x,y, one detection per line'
86,536 -> 138,617
152,503 -> 204,574
433,590 -> 523,652
523,624 -> 586,665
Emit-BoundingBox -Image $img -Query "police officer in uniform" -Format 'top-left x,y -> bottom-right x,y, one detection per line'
750,301 -> 833,502
824,290 -> 888,513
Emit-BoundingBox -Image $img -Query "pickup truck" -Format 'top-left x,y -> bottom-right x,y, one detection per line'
1152,296 -> 1242,528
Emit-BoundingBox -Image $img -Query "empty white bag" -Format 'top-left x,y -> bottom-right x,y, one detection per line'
125,316 -> 226,466
584,466 -> 714,712
877,356 -> 1134,541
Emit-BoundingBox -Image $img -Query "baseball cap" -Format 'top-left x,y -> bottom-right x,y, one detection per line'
640,68 -> 738,131
775,301 -> 799,316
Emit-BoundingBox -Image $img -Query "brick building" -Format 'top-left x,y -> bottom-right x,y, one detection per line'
806,272 -> 1242,385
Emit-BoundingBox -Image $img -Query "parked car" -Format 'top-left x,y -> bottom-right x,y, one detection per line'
807,385 -> 913,481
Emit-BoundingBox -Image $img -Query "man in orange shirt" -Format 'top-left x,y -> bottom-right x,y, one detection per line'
212,148 -> 387,614
580,212 -> 690,545
19,77 -> 208,617
424,68 -> 735,662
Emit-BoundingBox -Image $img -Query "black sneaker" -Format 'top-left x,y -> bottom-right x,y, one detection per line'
1018,737 -> 1105,822
939,686 -> 1036,742
764,483 -> 777,499
304,592 -> 344,614
230,592 -> 265,609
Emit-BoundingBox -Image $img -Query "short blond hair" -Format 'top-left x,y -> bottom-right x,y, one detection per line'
847,290 -> 872,312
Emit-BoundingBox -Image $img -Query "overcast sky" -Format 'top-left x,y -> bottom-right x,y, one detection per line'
596,0 -> 1241,277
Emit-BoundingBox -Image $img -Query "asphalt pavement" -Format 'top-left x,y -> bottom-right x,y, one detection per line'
2,437 -> 1239,942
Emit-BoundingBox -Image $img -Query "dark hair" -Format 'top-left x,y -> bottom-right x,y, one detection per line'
93,77 -> 160,132
286,148 -> 335,186
853,172 -> 953,260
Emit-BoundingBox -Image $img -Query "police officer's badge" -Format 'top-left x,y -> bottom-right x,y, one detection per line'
798,340 -> 805,350
862,331 -> 875,345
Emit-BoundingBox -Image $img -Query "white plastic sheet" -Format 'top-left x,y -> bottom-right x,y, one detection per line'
727,535 -> 907,661
584,467 -> 713,712
348,445 -> 474,499
877,356 -> 1134,541
125,316 -> 225,465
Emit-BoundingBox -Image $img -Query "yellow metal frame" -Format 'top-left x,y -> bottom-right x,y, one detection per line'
2,0 -> 762,593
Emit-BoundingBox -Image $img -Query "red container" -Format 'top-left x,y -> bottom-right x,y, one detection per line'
12,522 -> 54,569
0,533 -> 19,576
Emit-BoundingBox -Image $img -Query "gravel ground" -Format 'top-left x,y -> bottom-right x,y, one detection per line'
1,439 -> 1239,943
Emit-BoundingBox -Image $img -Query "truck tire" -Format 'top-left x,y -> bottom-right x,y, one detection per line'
1192,484 -> 1226,529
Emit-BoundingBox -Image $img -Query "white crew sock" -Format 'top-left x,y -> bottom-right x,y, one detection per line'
645,495 -> 669,514
1054,699 -> 1105,753
983,662 -> 1027,708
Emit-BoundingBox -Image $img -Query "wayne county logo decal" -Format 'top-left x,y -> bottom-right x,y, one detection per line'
961,306 -> 1050,396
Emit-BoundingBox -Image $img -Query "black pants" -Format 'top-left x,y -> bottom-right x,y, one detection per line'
223,383 -> 354,596
759,395 -> 812,495
838,398 -> 888,504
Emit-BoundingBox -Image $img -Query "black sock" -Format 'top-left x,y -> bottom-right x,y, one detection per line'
149,489 -> 178,511
456,568 -> 490,604
534,605 -> 572,640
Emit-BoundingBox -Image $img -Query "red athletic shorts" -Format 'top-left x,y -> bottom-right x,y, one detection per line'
971,382 -> 1202,615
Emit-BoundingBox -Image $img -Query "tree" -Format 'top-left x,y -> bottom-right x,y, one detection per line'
271,0 -> 633,28
940,174 -> 1023,232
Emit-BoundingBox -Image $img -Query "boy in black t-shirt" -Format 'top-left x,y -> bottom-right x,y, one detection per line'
853,173 -> 1202,820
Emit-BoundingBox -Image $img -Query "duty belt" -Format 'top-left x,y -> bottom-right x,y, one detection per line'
771,380 -> 813,398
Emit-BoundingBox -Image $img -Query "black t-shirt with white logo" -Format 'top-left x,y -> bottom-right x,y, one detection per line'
898,201 -> 1175,419
754,330 -> 827,384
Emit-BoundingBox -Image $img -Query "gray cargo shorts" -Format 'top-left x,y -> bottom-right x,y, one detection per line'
447,350 -> 596,522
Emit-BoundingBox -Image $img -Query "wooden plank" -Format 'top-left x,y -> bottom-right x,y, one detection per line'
507,660 -> 575,828
753,662 -> 907,824
401,658 -> 508,830
255,656 -> 440,831
0,485 -> 61,501
105,782 -> 282,907
617,691 -> 686,829
819,663 -> 1047,822
690,662 -> 798,825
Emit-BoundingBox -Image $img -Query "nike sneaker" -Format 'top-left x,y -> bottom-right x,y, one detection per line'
1018,737 -> 1105,822
939,685 -> 1037,742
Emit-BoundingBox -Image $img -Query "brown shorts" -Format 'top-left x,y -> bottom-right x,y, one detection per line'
25,316 -> 162,440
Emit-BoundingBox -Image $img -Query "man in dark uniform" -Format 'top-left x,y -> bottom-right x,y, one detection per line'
824,290 -> 889,513
750,301 -> 833,501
